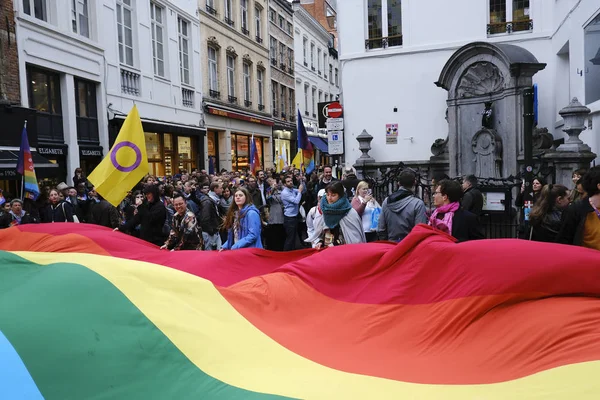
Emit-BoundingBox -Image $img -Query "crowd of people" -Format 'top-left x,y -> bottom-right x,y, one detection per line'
0,164 -> 598,252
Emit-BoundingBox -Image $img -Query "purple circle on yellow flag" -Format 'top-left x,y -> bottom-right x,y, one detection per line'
110,141 -> 142,172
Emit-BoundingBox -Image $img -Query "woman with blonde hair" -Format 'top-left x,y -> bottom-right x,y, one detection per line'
351,181 -> 381,242
221,187 -> 263,250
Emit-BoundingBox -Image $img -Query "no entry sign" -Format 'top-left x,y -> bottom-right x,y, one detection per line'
326,102 -> 343,118
318,101 -> 344,128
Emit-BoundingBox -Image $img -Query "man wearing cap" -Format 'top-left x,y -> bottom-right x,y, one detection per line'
342,167 -> 361,199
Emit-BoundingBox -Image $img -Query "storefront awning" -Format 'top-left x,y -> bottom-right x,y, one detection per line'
0,149 -> 58,180
309,137 -> 329,153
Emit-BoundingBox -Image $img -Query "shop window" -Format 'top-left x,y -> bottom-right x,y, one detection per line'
27,66 -> 63,143
178,136 -> 197,173
75,78 -> 99,144
585,13 -> 600,105
164,133 -> 173,176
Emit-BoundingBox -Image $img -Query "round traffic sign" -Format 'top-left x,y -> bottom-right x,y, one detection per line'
326,102 -> 343,118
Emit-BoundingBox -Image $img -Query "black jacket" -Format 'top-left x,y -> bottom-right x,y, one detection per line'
556,199 -> 593,246
89,200 -> 121,229
432,209 -> 484,242
342,174 -> 361,198
316,178 -> 338,194
462,187 -> 484,217
122,200 -> 167,246
0,211 -> 36,228
199,196 -> 221,235
41,201 -> 74,223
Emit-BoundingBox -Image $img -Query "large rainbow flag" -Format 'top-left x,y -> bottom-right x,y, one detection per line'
1,223 -> 600,399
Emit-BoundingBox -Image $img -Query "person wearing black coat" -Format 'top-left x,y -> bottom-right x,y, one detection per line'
342,167 -> 361,199
461,175 -> 484,218
118,184 -> 167,246
89,195 -> 121,229
0,199 -> 36,228
41,189 -> 75,223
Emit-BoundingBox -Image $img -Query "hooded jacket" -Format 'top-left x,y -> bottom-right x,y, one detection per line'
122,184 -> 167,246
222,204 -> 263,250
377,187 -> 427,242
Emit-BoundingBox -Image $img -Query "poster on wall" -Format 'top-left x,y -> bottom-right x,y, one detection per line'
386,124 -> 398,144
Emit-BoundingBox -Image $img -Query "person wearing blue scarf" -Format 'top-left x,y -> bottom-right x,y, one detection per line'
306,182 -> 365,248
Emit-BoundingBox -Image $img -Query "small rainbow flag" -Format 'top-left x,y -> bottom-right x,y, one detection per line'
16,123 -> 40,200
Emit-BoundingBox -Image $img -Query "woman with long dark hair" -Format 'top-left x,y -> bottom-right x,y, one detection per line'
40,188 -> 75,223
221,187 -> 263,250
306,181 -> 365,248
529,184 -> 570,242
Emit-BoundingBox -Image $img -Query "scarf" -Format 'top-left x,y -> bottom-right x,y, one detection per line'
320,196 -> 352,229
9,210 -> 25,225
428,201 -> 460,235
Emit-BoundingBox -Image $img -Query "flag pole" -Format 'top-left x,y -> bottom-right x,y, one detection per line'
21,120 -> 27,200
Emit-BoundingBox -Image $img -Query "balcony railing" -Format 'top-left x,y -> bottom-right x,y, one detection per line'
228,95 -> 237,103
312,113 -> 316,117
120,68 -> 141,96
258,104 -> 265,111
256,36 -> 263,44
182,88 -> 194,108
242,26 -> 250,35
487,19 -> 533,35
273,109 -> 279,117
288,68 -> 294,75
280,63 -> 286,71
318,70 -> 322,76
290,115 -> 296,122
324,74 -> 328,80
365,34 -> 403,50
209,89 -> 220,98
205,4 -> 217,16
311,66 -> 316,71
303,61 -> 308,67
224,17 -> 234,27
271,58 -> 277,66
244,100 -> 252,107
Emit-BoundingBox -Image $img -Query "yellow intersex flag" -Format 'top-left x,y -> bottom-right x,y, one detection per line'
88,105 -> 148,207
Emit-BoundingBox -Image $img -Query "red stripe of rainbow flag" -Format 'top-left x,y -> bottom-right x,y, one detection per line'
1,224 -> 600,398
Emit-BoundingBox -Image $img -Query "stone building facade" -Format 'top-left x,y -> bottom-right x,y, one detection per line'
200,0 -> 274,172
269,0 -> 296,168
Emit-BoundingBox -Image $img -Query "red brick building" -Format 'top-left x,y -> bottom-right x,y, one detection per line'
0,0 -> 20,104
299,0 -> 338,48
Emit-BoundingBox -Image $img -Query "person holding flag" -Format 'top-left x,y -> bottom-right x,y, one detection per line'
249,134 -> 261,176
88,105 -> 149,208
291,110 -> 315,175
16,121 -> 41,201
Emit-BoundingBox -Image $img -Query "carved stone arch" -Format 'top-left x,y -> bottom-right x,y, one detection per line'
457,62 -> 504,98
226,46 -> 238,58
207,36 -> 220,49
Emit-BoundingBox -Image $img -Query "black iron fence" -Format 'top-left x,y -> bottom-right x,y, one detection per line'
360,162 -> 555,239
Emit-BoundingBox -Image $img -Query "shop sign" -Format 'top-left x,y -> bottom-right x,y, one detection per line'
0,168 -> 18,179
80,148 -> 103,157
38,146 -> 66,156
207,107 -> 274,126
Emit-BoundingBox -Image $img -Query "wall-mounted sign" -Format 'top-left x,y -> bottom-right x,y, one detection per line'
38,146 -> 66,156
327,131 -> 344,155
482,191 -> 507,212
326,118 -> 344,131
80,148 -> 103,157
386,123 -> 398,144
207,106 -> 274,126
318,101 -> 344,128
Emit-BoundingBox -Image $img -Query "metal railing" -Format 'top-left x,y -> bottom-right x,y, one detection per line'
224,17 -> 234,27
209,89 -> 220,98
244,99 -> 252,107
205,5 -> 217,16
365,34 -> 403,50
487,19 -> 533,35
228,95 -> 237,103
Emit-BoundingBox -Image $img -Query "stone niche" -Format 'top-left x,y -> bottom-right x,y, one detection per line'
435,42 -> 546,179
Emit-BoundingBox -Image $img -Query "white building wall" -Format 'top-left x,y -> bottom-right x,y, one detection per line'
338,0 -> 600,167
102,0 -> 203,128
293,4 -> 339,136
14,0 -> 107,182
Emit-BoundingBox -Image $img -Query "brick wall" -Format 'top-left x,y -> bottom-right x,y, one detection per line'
301,0 -> 338,47
0,0 -> 20,103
